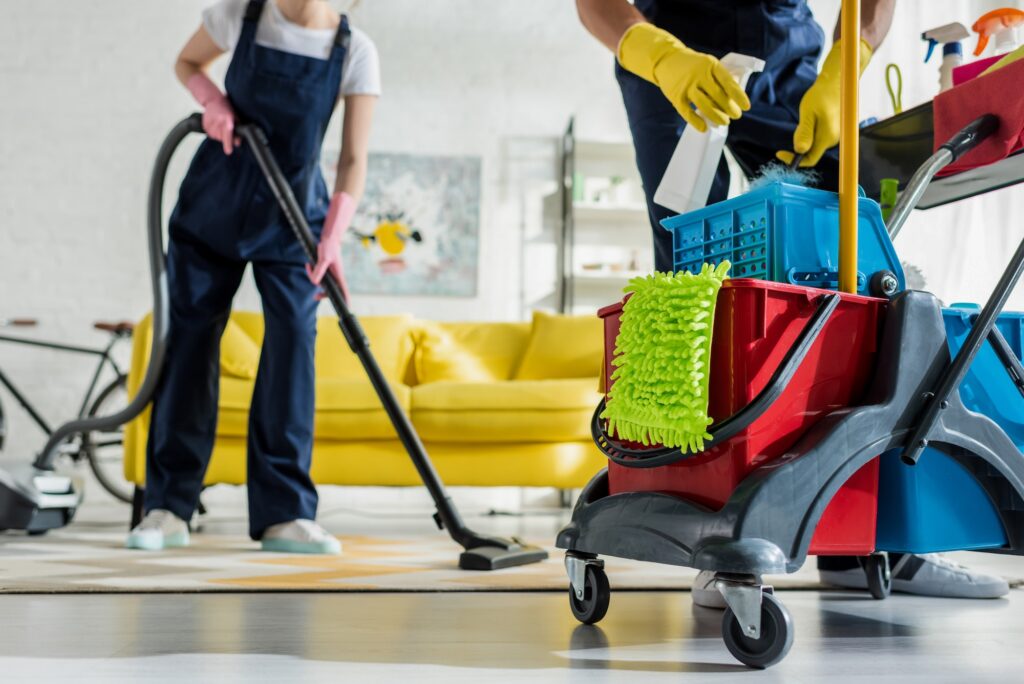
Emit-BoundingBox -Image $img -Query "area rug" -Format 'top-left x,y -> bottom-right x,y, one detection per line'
0,529 -> 838,594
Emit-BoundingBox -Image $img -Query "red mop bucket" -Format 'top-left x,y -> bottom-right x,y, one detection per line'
599,279 -> 885,555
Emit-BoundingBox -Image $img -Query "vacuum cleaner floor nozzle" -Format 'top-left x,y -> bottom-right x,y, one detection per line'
459,540 -> 549,571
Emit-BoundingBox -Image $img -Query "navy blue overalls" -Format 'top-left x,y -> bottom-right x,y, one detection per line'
145,0 -> 349,539
618,0 -> 840,271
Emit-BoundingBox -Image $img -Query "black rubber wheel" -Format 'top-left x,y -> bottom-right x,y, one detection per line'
869,270 -> 900,298
864,553 -> 892,600
569,565 -> 610,625
721,592 -> 794,669
82,375 -> 133,504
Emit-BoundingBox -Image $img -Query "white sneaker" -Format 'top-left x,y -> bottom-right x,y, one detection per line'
126,509 -> 190,551
819,553 -> 1009,599
692,570 -> 727,609
692,570 -> 767,609
261,519 -> 341,555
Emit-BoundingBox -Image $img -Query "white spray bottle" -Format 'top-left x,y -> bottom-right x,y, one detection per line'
922,23 -> 969,93
653,52 -> 765,216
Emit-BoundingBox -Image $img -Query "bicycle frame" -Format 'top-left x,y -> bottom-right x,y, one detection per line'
0,331 -> 126,440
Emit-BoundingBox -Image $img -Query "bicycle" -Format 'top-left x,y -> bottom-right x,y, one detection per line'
0,318 -> 134,503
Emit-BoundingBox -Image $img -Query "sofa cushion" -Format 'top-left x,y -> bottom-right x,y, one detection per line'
220,319 -> 260,379
316,314 -> 414,383
415,321 -> 530,383
411,378 -> 601,442
515,310 -> 603,380
214,376 -> 410,441
314,379 -> 411,440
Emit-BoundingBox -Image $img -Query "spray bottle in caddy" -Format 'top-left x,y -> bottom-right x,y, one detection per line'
954,8 -> 1024,85
922,23 -> 969,93
653,53 -> 765,215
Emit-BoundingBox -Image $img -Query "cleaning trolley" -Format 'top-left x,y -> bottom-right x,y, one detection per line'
556,0 -> 1024,667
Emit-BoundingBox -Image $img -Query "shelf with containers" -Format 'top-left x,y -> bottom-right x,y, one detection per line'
548,117 -> 653,315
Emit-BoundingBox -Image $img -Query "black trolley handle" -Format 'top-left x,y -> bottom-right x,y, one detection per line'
886,114 -> 1000,240
594,292 -> 841,469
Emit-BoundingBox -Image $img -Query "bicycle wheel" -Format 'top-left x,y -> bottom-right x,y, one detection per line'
82,375 -> 133,503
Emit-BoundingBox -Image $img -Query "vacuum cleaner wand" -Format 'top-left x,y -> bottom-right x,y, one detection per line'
236,122 -> 547,570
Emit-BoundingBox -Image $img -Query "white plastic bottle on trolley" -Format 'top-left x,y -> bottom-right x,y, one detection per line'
653,53 -> 765,215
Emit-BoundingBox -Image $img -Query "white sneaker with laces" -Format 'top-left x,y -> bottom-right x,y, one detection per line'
819,553 -> 1009,599
126,509 -> 190,551
261,519 -> 341,555
692,570 -> 727,609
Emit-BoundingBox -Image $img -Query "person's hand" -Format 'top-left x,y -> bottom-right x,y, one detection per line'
617,22 -> 750,132
777,38 -> 873,168
186,72 -> 240,156
305,191 -> 356,302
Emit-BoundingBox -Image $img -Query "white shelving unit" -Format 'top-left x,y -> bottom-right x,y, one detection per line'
549,118 -> 653,315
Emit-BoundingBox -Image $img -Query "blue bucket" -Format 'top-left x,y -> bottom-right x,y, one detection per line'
659,181 -> 905,296
875,305 -> 1022,553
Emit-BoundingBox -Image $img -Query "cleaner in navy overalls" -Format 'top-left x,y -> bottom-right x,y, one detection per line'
128,0 -> 380,554
576,0 -> 1010,601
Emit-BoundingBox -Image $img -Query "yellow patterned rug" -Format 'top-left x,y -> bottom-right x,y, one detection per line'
0,529 -> 841,593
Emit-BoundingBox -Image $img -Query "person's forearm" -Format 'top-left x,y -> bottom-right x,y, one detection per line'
333,156 -> 366,201
832,0 -> 896,49
175,59 -> 204,88
576,0 -> 647,53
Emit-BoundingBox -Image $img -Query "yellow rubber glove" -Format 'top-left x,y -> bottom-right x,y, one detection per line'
777,38 -> 873,168
618,22 -> 750,133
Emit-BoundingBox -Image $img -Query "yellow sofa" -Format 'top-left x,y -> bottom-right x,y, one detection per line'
123,311 -> 607,491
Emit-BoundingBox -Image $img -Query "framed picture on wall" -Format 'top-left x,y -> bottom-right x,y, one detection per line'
322,150 -> 481,297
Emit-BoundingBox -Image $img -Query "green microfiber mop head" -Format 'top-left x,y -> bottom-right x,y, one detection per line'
602,262 -> 730,451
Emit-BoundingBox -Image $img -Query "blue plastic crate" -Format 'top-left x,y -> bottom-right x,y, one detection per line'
875,305 -> 1024,553
659,181 -> 905,296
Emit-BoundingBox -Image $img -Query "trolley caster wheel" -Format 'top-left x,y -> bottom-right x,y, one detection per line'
721,592 -> 793,669
870,270 -> 900,298
568,564 -> 610,625
863,552 -> 892,600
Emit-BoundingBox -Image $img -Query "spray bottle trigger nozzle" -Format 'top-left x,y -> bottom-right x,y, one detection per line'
925,38 -> 938,62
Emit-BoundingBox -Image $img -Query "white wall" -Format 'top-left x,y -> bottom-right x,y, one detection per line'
2,0 -> 1023,463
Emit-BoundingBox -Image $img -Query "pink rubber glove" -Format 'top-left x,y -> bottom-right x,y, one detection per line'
186,72 -> 239,155
305,191 -> 355,302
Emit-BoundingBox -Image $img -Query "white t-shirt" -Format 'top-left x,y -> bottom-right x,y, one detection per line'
202,0 -> 381,97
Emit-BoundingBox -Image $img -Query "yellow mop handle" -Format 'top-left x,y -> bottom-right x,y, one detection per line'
839,0 -> 860,294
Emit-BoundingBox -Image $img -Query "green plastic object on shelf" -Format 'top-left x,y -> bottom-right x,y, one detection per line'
880,178 -> 899,221
602,262 -> 730,451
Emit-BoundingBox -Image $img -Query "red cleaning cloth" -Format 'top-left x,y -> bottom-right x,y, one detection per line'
933,58 -> 1024,177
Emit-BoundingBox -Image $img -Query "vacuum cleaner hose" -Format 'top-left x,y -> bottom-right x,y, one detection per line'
33,114 -> 202,470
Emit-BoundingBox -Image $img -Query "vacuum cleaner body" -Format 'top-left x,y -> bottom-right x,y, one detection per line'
0,464 -> 81,533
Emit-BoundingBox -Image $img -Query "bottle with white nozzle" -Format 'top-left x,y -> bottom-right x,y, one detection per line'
939,42 -> 963,92
922,23 -> 969,93
653,52 -> 765,215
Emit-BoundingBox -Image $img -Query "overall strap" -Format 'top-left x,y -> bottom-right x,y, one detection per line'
333,14 -> 352,53
240,0 -> 266,45
244,0 -> 266,23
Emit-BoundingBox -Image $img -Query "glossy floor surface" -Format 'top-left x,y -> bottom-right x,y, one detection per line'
1,589 -> 1023,683
3,485 -> 1024,682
